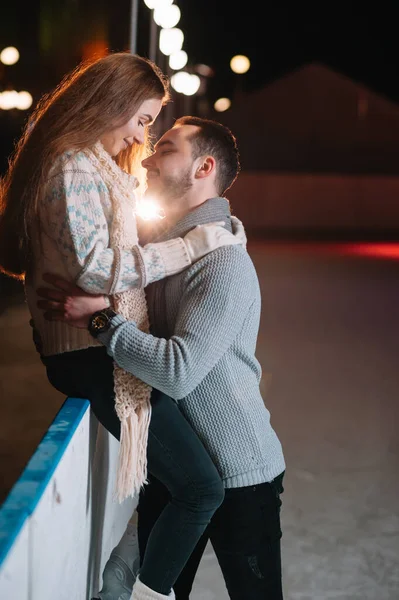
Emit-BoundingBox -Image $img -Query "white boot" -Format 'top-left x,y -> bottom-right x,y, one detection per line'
130,576 -> 175,600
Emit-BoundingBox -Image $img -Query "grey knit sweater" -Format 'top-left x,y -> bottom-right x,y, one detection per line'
99,198 -> 285,488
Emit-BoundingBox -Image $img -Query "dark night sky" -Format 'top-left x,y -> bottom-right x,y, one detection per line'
180,2 -> 399,104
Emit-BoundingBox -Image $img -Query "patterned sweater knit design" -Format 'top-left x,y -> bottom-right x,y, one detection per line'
99,198 -> 286,488
25,150 -> 190,357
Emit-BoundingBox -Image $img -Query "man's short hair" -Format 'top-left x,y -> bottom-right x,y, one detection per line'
174,116 -> 241,196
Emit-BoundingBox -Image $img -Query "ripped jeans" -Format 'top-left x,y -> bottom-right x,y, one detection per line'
138,471 -> 285,599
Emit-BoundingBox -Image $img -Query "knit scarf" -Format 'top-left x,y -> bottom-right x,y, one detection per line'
83,142 -> 152,502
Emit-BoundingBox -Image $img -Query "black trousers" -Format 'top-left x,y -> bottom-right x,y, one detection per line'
138,471 -> 284,600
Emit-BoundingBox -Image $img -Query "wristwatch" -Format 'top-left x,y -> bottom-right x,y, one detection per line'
88,307 -> 118,338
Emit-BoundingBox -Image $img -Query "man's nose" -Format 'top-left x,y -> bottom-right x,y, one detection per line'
141,155 -> 153,169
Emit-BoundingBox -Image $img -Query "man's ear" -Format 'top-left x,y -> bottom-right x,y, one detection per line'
195,156 -> 216,179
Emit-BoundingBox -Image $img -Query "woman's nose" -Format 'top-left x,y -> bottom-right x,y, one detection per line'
134,130 -> 145,145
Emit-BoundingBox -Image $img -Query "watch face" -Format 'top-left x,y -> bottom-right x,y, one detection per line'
92,314 -> 107,330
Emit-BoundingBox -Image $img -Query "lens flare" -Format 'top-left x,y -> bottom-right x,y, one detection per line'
136,199 -> 165,221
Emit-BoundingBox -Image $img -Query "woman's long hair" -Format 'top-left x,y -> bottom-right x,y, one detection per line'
0,52 -> 170,280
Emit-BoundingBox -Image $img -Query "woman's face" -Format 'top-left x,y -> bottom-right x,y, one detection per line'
100,98 -> 163,157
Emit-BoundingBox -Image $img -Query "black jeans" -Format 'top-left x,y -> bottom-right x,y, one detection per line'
138,472 -> 285,600
43,347 -> 225,595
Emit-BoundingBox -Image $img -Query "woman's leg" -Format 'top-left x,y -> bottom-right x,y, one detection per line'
45,352 -> 224,596
43,347 -> 121,439
137,475 -> 211,600
137,390 -> 224,596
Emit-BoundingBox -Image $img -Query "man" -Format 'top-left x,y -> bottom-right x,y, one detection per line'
38,117 -> 286,599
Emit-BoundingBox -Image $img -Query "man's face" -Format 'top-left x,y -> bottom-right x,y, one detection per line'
142,124 -> 199,207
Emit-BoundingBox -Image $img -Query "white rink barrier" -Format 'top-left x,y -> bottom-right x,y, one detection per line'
0,397 -> 136,600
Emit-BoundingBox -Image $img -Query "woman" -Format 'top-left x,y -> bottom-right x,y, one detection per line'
0,53 -> 243,599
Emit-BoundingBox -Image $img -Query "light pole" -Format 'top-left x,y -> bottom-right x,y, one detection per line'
149,17 -> 158,62
129,0 -> 140,54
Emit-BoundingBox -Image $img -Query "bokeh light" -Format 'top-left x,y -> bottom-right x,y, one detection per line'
195,64 -> 214,77
154,4 -> 180,28
159,28 -> 184,56
0,46 -> 20,66
15,91 -> 33,110
0,90 -> 33,110
169,50 -> 188,70
214,97 -> 231,112
230,54 -> 250,74
171,72 -> 200,96
0,90 -> 19,110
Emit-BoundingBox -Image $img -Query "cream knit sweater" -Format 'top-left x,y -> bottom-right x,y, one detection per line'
25,149 -> 191,357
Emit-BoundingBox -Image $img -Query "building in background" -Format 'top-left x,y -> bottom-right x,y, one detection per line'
216,62 -> 399,174
214,64 -> 399,237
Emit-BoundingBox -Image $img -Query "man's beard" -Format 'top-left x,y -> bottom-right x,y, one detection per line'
156,168 -> 193,207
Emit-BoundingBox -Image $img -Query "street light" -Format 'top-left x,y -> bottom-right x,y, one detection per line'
184,74 -> 201,96
0,46 -> 20,66
0,90 -> 33,110
171,72 -> 200,96
159,27 -> 184,55
195,64 -> 213,77
0,90 -> 19,110
154,4 -> 180,28
214,97 -> 231,112
15,91 -> 33,110
230,55 -> 250,74
169,50 -> 187,70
